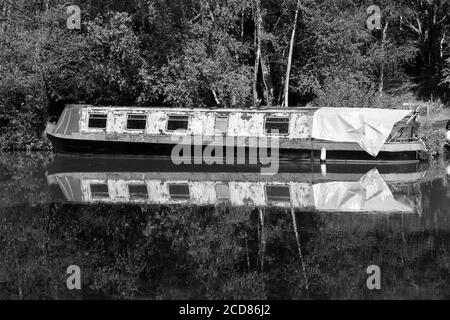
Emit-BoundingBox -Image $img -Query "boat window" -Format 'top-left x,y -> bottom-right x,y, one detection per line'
216,184 -> 230,201
168,184 -> 190,200
167,115 -> 189,131
265,117 -> 290,135
128,184 -> 148,200
127,114 -> 147,130
90,184 -> 109,199
215,116 -> 228,134
266,185 -> 291,203
88,113 -> 107,129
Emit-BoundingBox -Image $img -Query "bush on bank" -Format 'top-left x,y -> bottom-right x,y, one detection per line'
418,122 -> 448,161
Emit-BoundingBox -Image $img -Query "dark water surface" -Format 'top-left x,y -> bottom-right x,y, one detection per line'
0,152 -> 449,299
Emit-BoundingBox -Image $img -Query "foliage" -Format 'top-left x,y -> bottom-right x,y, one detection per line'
0,4 -> 147,150
313,77 -> 376,109
441,57 -> 450,91
418,120 -> 447,160
0,0 -> 449,150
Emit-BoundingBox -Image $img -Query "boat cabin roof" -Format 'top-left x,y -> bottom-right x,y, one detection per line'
66,104 -> 318,114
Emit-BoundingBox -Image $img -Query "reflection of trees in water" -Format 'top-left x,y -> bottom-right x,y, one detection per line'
1,199 -> 449,300
0,153 -> 449,299
0,153 -> 51,207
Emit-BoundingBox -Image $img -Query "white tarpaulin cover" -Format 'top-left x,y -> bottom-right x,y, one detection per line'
311,108 -> 412,157
313,169 -> 414,213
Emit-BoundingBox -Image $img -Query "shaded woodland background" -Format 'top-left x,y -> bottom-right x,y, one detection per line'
1,0 -> 450,150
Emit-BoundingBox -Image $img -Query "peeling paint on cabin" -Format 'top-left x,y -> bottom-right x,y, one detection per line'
68,105 -> 314,139
290,114 -> 313,138
190,112 -> 216,136
239,113 -> 254,121
228,112 -> 265,137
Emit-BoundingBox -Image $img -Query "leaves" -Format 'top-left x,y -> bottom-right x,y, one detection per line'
1,0 -> 449,150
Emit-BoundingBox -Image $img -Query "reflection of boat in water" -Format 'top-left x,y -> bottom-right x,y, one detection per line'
47,156 -> 424,213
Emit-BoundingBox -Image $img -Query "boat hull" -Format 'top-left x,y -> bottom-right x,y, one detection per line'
47,132 -> 421,163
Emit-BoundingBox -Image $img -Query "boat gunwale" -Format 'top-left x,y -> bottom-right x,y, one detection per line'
64,104 -> 416,115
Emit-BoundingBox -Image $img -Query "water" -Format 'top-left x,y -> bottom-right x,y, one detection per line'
0,152 -> 449,299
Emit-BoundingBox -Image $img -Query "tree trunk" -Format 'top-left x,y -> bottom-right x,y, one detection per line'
379,21 -> 389,97
241,2 -> 245,41
440,31 -> 446,59
254,0 -> 273,106
283,0 -> 301,107
212,89 -> 221,105
1,2 -> 9,32
260,51 -> 273,105
253,0 -> 260,106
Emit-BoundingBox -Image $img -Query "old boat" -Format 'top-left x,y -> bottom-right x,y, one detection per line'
45,104 -> 426,163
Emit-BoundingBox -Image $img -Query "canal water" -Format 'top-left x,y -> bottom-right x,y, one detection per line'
0,152 -> 449,299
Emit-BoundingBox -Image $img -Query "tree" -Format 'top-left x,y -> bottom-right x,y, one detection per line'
254,0 -> 274,106
153,0 -> 253,108
1,0 -> 450,150
282,0 -> 302,107
396,0 -> 449,97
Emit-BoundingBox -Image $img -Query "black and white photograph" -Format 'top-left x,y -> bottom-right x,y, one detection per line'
0,0 -> 450,305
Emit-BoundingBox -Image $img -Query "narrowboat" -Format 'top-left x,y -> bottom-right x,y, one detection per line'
45,104 -> 426,163
47,156 -> 424,213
